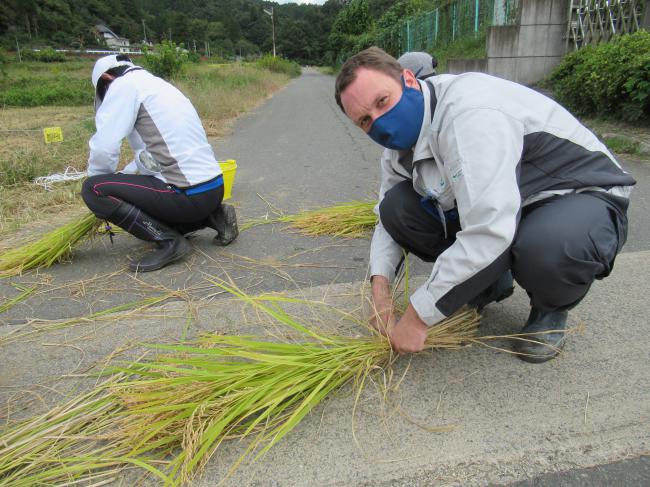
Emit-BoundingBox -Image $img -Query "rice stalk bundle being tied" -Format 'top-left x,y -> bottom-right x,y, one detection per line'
0,280 -> 480,486
0,212 -> 99,278
242,201 -> 377,238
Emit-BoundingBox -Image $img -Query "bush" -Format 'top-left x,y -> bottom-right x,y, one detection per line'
21,47 -> 67,63
187,51 -> 201,63
548,31 -> 650,121
142,41 -> 189,80
255,55 -> 301,77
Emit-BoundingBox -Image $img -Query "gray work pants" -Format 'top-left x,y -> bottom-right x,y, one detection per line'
379,180 -> 629,312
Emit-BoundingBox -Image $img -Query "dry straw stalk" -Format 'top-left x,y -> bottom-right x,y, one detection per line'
242,201 -> 377,238
0,280 -> 480,486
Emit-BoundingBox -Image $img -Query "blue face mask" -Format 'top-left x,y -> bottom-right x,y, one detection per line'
368,77 -> 424,150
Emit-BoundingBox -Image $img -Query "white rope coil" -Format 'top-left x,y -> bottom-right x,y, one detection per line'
33,167 -> 87,191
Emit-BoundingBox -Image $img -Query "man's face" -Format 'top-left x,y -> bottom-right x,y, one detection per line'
340,67 -> 418,133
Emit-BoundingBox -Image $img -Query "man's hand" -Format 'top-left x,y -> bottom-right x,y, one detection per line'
370,275 -> 395,335
388,304 -> 429,353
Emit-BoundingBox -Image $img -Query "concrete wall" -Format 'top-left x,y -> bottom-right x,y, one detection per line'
448,0 -> 570,85
446,58 -> 488,73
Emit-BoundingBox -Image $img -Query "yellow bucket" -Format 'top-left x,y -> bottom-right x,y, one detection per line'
218,159 -> 237,200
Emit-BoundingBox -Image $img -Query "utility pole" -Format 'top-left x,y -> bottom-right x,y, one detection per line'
263,7 -> 276,57
142,19 -> 147,44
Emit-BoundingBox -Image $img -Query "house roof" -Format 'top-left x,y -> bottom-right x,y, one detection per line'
95,24 -> 120,38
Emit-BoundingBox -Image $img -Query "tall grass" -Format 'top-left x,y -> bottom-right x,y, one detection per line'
256,55 -> 302,77
0,107 -> 95,187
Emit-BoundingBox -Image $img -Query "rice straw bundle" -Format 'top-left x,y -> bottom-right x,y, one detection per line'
0,281 -> 480,486
0,212 -> 99,277
242,201 -> 377,238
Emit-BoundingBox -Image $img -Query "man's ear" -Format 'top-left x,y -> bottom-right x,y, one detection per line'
100,72 -> 115,81
402,68 -> 420,91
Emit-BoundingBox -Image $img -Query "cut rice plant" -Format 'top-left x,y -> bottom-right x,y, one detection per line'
0,279 -> 480,486
0,212 -> 99,277
242,201 -> 377,238
0,283 -> 36,313
0,293 -> 175,347
0,375 -> 169,486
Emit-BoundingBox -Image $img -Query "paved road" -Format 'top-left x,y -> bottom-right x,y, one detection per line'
1,68 -> 649,486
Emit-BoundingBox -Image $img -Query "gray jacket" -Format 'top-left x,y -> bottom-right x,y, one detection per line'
370,73 -> 635,326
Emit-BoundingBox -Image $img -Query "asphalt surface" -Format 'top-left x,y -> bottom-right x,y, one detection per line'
1,68 -> 649,486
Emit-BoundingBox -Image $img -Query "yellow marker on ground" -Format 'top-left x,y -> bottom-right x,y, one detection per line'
43,126 -> 63,144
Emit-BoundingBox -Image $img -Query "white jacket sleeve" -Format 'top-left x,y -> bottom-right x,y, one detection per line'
87,79 -> 139,176
410,108 -> 524,325
369,149 -> 409,280
120,160 -> 139,174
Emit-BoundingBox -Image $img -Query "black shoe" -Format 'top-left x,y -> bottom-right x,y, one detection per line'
208,203 -> 239,246
107,202 -> 192,272
129,237 -> 191,272
468,270 -> 514,311
513,308 -> 568,363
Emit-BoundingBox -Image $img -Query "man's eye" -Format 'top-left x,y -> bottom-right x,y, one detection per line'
378,96 -> 388,108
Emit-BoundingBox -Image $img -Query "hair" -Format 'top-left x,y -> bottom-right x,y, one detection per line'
334,46 -> 403,112
96,64 -> 136,102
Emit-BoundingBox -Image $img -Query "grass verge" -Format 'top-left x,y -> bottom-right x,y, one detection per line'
582,118 -> 650,160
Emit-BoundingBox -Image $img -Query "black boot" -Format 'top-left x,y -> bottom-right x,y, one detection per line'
468,270 -> 514,311
107,202 -> 191,272
172,221 -> 206,236
207,203 -> 239,246
513,308 -> 568,363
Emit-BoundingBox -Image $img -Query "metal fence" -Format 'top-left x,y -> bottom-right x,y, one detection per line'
566,0 -> 646,49
377,0 -> 520,56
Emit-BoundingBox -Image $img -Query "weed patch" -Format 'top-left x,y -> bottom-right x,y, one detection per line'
256,54 -> 302,77
436,33 -> 487,73
0,60 -> 93,107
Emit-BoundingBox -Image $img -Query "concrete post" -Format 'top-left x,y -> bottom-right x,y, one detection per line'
642,0 -> 650,29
